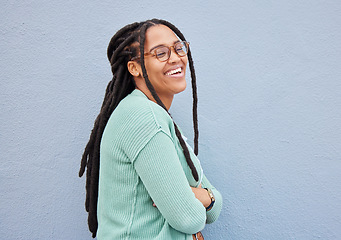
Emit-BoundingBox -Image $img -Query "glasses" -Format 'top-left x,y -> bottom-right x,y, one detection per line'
131,41 -> 189,62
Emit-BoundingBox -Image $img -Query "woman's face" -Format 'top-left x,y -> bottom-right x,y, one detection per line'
143,25 -> 188,103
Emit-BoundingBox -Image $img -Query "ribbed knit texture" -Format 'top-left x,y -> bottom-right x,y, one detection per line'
97,89 -> 222,239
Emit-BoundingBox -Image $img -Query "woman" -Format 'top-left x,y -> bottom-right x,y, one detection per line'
79,19 -> 222,240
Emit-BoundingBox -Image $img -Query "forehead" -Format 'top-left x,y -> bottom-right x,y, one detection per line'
144,25 -> 179,50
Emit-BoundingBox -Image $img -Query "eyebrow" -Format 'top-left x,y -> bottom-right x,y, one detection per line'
149,40 -> 181,52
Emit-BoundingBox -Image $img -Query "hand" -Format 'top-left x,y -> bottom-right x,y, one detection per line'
191,184 -> 211,208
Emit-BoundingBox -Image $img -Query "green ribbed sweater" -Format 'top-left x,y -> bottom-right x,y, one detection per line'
97,89 -> 222,239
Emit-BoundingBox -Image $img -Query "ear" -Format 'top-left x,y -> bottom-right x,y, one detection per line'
127,61 -> 142,77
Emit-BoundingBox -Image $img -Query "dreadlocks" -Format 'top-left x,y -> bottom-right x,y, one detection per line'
79,19 -> 199,238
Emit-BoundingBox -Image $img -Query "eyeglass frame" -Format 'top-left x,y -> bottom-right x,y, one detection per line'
131,41 -> 190,62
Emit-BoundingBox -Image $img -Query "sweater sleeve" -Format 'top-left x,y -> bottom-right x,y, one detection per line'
133,130 -> 206,234
201,174 -> 223,224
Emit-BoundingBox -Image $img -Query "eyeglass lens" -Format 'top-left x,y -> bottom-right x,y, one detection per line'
154,41 -> 188,61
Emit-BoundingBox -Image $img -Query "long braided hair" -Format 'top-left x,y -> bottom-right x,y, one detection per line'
79,19 -> 199,238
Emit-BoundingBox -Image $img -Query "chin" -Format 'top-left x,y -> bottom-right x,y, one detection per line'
175,81 -> 187,94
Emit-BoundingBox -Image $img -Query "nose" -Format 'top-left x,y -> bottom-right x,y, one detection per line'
168,46 -> 181,63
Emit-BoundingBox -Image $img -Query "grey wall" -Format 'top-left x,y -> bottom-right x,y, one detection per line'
1,1 -> 340,239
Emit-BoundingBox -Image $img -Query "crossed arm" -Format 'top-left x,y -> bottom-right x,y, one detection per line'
133,131 -> 222,233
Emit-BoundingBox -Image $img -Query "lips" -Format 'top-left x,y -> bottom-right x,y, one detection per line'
165,67 -> 182,76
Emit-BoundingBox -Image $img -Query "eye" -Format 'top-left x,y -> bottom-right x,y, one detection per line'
154,47 -> 168,60
176,47 -> 185,53
175,42 -> 187,55
156,51 -> 167,58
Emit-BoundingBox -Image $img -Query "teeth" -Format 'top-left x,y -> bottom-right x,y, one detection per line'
165,67 -> 182,76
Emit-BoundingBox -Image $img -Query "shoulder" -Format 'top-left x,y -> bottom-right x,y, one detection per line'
102,90 -> 175,159
115,89 -> 172,129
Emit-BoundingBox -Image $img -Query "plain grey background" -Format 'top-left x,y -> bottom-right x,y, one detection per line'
1,1 -> 340,239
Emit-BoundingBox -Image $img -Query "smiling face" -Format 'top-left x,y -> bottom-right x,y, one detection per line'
130,24 -> 188,109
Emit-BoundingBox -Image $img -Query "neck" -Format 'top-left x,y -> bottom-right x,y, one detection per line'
136,87 -> 173,111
